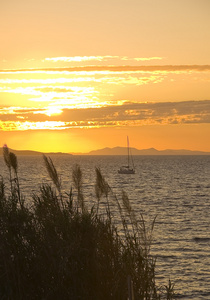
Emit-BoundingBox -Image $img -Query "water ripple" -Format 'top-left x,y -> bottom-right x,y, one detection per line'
0,155 -> 210,298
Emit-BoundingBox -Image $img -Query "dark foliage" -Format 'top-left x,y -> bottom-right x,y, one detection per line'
0,149 -> 175,300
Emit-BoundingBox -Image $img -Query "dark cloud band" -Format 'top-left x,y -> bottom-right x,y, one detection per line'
1,65 -> 210,73
0,100 -> 210,128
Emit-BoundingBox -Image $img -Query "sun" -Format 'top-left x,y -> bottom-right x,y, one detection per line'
45,107 -> 63,116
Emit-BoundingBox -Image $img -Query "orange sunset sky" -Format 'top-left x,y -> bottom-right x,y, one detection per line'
1,0 -> 210,153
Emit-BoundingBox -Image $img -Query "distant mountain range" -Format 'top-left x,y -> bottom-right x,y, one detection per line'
0,148 -> 71,156
72,147 -> 210,156
0,147 -> 209,156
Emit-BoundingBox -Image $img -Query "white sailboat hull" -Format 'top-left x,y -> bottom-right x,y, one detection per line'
118,166 -> 135,174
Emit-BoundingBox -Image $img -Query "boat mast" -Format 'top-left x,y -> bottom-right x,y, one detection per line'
127,136 -> 130,167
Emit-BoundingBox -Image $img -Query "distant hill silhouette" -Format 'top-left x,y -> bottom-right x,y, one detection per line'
0,147 -> 209,156
0,148 -> 71,156
76,147 -> 210,156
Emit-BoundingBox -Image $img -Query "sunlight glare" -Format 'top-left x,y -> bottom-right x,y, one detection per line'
45,107 -> 63,116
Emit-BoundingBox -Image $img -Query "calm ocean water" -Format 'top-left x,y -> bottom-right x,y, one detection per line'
0,155 -> 210,299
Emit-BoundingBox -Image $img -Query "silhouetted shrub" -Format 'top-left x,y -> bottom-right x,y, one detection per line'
0,147 -> 175,299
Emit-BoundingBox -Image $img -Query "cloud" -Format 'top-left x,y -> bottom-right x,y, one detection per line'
1,65 -> 210,74
43,56 -> 163,63
0,74 -> 164,89
0,107 -> 46,121
0,121 -> 67,131
0,100 -> 210,130
34,87 -> 74,93
44,56 -> 119,62
123,57 -> 163,61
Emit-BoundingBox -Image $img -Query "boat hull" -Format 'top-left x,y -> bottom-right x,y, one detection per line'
118,167 -> 135,174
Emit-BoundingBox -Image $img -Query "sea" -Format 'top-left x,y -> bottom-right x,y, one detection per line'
0,155 -> 210,299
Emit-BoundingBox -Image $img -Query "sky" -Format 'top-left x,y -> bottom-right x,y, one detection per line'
0,0 -> 210,153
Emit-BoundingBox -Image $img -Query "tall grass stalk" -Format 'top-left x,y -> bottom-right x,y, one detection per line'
72,164 -> 86,212
0,150 -> 175,300
3,145 -> 23,209
43,154 -> 64,209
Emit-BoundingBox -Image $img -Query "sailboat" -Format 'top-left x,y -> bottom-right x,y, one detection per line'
118,136 -> 135,174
